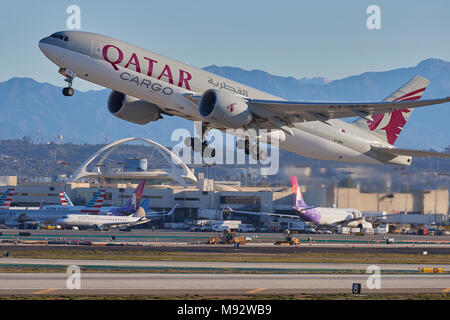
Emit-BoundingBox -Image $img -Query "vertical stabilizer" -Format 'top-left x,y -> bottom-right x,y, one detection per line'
354,76 -> 429,145
290,176 -> 307,208
81,189 -> 105,214
0,188 -> 15,209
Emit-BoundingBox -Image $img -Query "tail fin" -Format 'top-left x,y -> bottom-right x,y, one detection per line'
85,189 -> 105,208
80,189 -> 105,214
123,180 -> 146,212
59,191 -> 74,206
0,188 -> 15,209
290,176 -> 307,208
141,198 -> 149,212
354,76 -> 429,145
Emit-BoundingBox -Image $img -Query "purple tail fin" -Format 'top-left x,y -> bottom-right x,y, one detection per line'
291,176 -> 307,208
123,180 -> 145,212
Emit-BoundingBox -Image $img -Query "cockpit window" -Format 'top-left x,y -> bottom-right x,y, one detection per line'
49,33 -> 68,41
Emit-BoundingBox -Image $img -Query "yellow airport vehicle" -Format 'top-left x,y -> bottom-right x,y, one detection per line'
421,267 -> 444,273
207,230 -> 247,245
274,230 -> 300,246
41,225 -> 56,230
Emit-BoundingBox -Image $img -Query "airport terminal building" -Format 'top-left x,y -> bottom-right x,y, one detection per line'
0,137 -> 448,225
1,176 -> 448,225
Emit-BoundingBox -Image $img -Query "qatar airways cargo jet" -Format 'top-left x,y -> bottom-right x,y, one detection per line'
38,31 -> 450,165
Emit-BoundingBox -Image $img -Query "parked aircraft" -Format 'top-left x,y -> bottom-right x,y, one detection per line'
39,31 -> 450,165
0,182 -> 141,227
56,203 -> 177,231
43,189 -> 105,213
226,176 -> 371,228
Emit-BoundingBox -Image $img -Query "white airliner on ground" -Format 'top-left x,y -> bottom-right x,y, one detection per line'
38,31 -> 450,165
56,204 -> 177,231
0,182 -> 140,227
226,176 -> 371,228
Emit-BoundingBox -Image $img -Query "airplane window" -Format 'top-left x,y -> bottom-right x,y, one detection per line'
49,33 -> 67,41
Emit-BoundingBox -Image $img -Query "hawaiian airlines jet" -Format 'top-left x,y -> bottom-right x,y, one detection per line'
38,31 -> 450,165
226,176 -> 369,228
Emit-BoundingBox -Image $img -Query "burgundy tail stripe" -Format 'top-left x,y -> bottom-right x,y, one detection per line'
393,87 -> 426,101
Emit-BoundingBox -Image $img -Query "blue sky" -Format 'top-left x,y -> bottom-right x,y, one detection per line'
0,0 -> 449,91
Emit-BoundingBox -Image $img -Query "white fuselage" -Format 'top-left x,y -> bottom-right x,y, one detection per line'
56,214 -> 140,229
314,207 -> 363,226
0,208 -> 88,225
38,31 -> 409,165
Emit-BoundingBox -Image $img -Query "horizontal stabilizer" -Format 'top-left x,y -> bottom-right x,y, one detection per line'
371,146 -> 450,158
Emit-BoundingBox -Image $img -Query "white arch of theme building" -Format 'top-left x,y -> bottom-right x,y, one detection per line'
70,137 -> 197,187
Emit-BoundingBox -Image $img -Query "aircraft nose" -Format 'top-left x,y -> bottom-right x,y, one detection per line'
38,37 -> 50,53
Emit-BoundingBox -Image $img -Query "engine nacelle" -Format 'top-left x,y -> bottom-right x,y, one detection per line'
198,89 -> 252,128
107,91 -> 161,125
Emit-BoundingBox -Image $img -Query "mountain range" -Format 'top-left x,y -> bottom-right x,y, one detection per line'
0,58 -> 449,149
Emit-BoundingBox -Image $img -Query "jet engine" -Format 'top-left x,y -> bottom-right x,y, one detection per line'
107,91 -> 162,125
346,220 -> 373,229
198,89 -> 252,128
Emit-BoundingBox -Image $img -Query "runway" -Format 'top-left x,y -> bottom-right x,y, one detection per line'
1,258 -> 448,272
0,272 -> 448,295
0,257 -> 449,295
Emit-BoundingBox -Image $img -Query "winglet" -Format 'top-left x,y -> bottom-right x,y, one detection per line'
167,204 -> 177,216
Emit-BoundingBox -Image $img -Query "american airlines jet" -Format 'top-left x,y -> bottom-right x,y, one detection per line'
43,189 -> 105,212
38,31 -> 450,165
226,176 -> 370,228
0,188 -> 15,210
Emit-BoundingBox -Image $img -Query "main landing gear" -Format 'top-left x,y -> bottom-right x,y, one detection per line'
59,67 -> 76,97
184,123 -> 216,158
236,137 -> 268,161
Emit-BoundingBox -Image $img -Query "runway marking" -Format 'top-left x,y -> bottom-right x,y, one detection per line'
32,288 -> 58,294
247,288 -> 267,294
442,288 -> 450,293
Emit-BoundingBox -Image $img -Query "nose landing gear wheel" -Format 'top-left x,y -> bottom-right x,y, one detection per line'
62,87 -> 74,96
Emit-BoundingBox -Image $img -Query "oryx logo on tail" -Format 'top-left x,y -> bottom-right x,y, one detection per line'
357,76 -> 430,145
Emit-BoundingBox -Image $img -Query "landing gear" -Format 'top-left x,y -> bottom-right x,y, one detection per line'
236,137 -> 268,161
62,87 -> 74,96
59,67 -> 76,97
184,123 -> 216,158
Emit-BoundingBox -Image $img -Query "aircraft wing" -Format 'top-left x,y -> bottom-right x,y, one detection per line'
370,146 -> 450,158
146,204 -> 177,219
248,97 -> 450,127
224,207 -> 302,220
100,218 -> 152,230
184,93 -> 449,132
